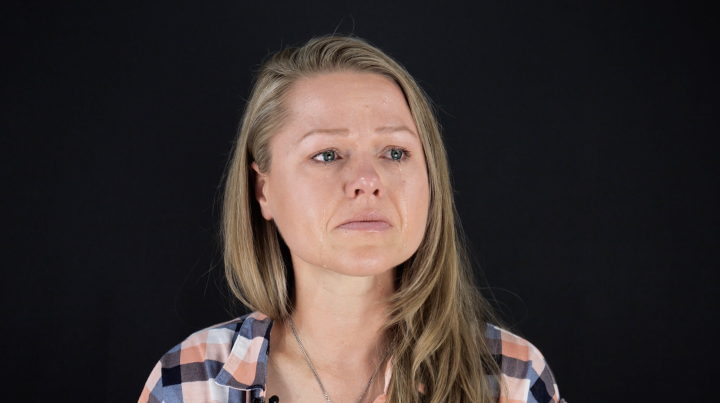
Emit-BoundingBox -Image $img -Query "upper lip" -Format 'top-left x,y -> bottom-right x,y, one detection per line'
337,211 -> 392,227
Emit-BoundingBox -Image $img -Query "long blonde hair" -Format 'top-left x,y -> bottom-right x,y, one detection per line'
222,35 -> 503,403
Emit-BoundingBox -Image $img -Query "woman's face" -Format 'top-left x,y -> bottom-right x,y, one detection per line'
254,71 -> 430,277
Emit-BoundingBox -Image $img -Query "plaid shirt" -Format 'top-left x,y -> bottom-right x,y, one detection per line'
139,312 -> 562,403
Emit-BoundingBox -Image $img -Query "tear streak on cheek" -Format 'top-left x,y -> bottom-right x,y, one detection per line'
319,164 -> 330,269
397,163 -> 408,250
320,207 -> 327,269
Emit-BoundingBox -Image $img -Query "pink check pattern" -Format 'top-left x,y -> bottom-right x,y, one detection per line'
139,312 -> 563,403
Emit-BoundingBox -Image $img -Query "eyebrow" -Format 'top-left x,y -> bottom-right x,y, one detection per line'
296,125 -> 417,144
374,125 -> 418,137
296,128 -> 350,144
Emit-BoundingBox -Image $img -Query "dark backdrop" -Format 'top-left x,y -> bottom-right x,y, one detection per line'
2,1 -> 717,402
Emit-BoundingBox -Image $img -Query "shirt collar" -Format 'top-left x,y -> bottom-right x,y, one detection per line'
215,312 -> 274,391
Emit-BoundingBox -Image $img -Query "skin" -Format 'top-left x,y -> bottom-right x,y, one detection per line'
253,71 -> 430,403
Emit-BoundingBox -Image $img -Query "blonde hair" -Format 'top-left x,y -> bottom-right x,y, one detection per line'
222,35 -> 503,403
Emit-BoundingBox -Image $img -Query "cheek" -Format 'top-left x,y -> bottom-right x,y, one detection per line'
269,170 -> 332,255
406,174 -> 430,244
385,161 -> 430,249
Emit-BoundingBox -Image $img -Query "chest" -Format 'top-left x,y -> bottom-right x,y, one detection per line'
264,355 -> 388,403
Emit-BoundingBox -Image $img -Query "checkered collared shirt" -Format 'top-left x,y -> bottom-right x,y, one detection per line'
139,312 -> 563,403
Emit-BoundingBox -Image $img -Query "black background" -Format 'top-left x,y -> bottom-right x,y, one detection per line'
2,1 -> 717,402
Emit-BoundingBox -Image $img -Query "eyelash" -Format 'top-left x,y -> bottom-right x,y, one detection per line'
311,147 -> 411,163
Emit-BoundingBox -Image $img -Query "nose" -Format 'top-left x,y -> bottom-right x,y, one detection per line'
345,157 -> 384,199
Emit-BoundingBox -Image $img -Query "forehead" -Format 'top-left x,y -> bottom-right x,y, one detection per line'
283,71 -> 414,131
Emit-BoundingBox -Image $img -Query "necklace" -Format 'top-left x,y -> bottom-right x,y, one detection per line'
288,317 -> 391,403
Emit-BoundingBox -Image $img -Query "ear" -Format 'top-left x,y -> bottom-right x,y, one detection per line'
251,162 -> 273,221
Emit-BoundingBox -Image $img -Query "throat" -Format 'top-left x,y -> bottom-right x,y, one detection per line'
266,318 -> 393,403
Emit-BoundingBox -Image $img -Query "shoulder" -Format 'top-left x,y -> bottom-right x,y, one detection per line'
138,312 -> 271,403
485,324 -> 563,403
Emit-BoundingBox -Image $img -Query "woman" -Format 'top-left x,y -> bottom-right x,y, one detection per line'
139,35 -> 563,403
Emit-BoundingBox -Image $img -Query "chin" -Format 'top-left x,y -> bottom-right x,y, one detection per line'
326,250 -> 403,277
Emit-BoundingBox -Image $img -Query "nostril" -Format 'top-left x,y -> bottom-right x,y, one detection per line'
348,171 -> 383,198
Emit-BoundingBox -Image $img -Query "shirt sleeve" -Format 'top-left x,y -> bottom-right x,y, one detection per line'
491,324 -> 562,403
527,357 -> 562,403
138,360 -> 164,403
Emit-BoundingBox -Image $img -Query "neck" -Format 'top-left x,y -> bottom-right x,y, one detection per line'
280,255 -> 395,370
265,256 -> 396,403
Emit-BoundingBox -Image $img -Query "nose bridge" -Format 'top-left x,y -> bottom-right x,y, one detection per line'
345,152 -> 384,198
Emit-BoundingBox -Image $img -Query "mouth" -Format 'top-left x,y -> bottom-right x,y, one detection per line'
337,212 -> 392,231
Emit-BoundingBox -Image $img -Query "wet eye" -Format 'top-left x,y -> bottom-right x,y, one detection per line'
314,150 -> 336,162
390,149 -> 404,160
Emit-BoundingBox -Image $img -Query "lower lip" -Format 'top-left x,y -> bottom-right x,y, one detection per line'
337,221 -> 391,231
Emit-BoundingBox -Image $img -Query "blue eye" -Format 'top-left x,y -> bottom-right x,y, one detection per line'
320,150 -> 335,162
390,149 -> 403,160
